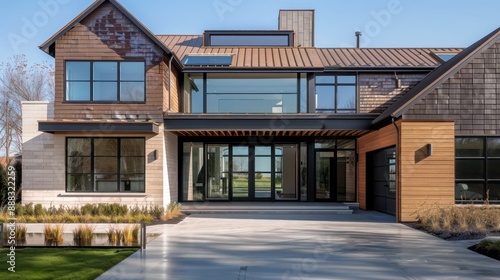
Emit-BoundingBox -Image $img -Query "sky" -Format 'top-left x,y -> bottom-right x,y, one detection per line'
0,0 -> 499,66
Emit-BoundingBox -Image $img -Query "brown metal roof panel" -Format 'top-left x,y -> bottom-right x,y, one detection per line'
258,49 -> 267,67
285,48 -> 296,67
251,48 -> 259,67
349,49 -> 372,67
272,48 -> 281,67
265,48 -> 274,67
305,48 -> 324,68
279,48 -> 289,67
319,49 -> 335,66
236,49 -> 246,67
291,48 -> 305,67
344,48 -> 365,66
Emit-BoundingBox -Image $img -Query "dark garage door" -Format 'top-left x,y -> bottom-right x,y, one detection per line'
368,147 -> 396,215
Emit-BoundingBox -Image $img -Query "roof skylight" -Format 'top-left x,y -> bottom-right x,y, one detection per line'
182,55 -> 233,66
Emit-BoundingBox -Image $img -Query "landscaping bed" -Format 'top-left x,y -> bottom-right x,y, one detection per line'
406,205 -> 500,241
406,205 -> 500,261
468,239 -> 500,261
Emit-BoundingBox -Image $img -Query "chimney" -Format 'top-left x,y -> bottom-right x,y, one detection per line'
279,10 -> 315,47
355,31 -> 362,48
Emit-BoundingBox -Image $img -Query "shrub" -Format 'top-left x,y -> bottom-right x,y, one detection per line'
81,204 -> 97,216
16,224 -> 27,241
44,224 -> 64,245
107,226 -> 122,245
46,205 -> 58,215
122,225 -> 139,244
149,204 -> 164,220
15,203 -> 24,216
24,203 -> 34,216
163,201 -> 182,221
129,204 -> 141,216
34,204 -> 46,217
73,224 -> 95,246
417,205 -> 500,234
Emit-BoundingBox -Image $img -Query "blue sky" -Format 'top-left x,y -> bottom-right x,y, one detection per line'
0,0 -> 499,65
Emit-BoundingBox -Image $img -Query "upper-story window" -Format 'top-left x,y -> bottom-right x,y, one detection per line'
65,61 -> 145,102
204,31 -> 294,47
315,75 -> 356,113
183,73 -> 307,114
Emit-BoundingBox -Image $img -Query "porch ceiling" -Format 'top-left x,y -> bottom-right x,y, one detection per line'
164,114 -> 376,137
169,129 -> 370,137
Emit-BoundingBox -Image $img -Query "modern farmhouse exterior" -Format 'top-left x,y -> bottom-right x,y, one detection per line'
22,0 -> 500,221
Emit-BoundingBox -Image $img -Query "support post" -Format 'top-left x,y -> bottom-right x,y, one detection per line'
141,222 -> 147,250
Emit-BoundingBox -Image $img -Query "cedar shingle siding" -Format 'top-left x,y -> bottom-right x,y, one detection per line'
404,42 -> 500,135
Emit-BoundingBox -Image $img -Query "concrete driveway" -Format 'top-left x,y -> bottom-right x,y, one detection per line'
97,211 -> 500,280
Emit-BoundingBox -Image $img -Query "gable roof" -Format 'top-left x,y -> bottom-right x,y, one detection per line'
39,0 -> 172,57
372,27 -> 500,126
158,35 -> 461,70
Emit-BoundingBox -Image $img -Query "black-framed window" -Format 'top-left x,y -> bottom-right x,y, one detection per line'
455,137 -> 500,202
183,73 -> 307,114
65,61 -> 145,102
315,75 -> 356,113
66,137 -> 145,193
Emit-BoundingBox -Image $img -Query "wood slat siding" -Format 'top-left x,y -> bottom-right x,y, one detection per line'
54,2 -> 167,122
399,121 -> 455,222
357,123 -> 397,210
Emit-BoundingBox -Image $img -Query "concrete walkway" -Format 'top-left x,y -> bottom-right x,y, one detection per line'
97,211 -> 500,280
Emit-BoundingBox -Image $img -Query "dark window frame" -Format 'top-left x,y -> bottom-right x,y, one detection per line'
315,74 -> 357,113
204,30 -> 294,47
184,73 -> 306,114
455,136 -> 500,203
64,60 -> 146,103
65,137 -> 146,193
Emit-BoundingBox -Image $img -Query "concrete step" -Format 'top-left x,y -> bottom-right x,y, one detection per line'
184,209 -> 353,214
181,202 -> 355,214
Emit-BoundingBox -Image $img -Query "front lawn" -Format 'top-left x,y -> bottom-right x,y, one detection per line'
0,247 -> 136,279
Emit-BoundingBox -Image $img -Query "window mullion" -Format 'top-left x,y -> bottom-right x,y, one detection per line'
117,62 -> 121,102
91,138 -> 95,192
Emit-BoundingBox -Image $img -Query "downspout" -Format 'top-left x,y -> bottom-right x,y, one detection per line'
167,53 -> 174,113
392,117 -> 401,222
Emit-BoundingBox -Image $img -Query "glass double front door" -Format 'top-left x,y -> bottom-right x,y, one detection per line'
203,144 -> 297,200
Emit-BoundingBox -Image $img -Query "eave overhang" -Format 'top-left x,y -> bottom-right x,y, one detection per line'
38,120 -> 160,134
164,114 -> 376,132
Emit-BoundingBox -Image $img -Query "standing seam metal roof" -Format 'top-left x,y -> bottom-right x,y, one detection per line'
157,35 -> 462,69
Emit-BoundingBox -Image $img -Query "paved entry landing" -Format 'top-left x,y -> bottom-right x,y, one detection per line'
98,211 -> 500,280
181,201 -> 356,214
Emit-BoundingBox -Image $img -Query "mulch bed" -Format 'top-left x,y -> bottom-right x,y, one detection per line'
148,214 -> 189,226
468,244 -> 500,261
404,222 -> 500,261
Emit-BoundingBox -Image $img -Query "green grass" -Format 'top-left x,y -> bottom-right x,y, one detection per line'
0,248 -> 136,279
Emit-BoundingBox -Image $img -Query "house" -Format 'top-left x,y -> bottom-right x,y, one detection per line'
21,0 -> 499,222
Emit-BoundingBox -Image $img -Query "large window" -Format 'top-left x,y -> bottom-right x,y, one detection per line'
204,31 -> 293,47
66,138 -> 145,192
184,73 -> 307,114
315,75 -> 356,113
455,137 -> 500,202
65,61 -> 145,102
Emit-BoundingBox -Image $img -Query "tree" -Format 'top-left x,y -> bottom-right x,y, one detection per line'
0,55 -> 54,160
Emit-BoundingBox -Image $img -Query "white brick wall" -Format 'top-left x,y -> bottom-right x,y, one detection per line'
21,102 -> 173,208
